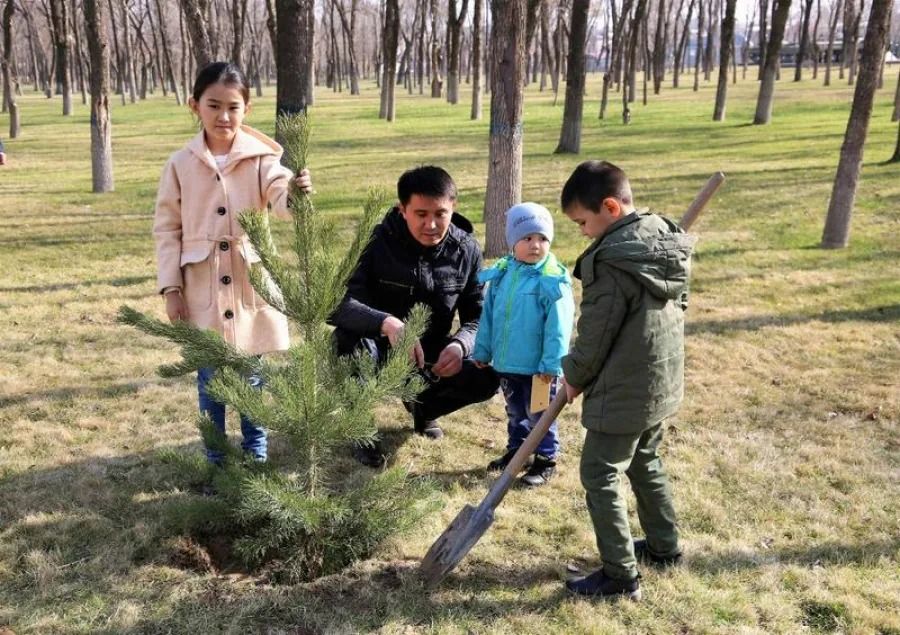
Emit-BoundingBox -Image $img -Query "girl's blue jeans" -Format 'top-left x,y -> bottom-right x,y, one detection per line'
197,367 -> 266,463
499,373 -> 560,459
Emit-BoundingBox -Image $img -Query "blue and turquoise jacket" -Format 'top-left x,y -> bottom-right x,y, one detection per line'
472,253 -> 575,376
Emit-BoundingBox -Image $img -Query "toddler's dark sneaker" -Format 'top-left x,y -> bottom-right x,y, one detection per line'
414,417 -> 444,439
486,448 -> 527,472
633,539 -> 683,568
565,568 -> 641,601
520,454 -> 556,487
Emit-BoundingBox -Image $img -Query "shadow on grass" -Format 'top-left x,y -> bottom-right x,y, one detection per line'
686,304 -> 900,335
0,274 -> 153,294
0,378 -> 179,408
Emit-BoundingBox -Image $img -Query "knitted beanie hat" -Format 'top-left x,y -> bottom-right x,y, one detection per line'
505,202 -> 554,249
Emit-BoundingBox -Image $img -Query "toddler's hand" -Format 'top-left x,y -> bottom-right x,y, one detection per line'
0,152 -> 6,166
473,360 -> 490,369
165,291 -> 188,323
293,168 -> 312,193
537,373 -> 555,383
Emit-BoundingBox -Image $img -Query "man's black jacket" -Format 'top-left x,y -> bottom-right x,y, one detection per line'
329,207 -> 484,362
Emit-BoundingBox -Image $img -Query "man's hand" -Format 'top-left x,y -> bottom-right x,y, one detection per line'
381,315 -> 424,368
293,168 -> 312,193
432,341 -> 464,377
562,376 -> 582,403
165,291 -> 188,322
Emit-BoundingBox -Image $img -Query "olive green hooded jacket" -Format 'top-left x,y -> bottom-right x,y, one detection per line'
562,210 -> 697,435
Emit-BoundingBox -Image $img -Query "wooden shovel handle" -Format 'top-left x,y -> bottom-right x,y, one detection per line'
679,171 -> 725,231
479,389 -> 569,512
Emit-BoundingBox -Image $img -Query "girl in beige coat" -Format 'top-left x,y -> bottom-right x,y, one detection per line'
154,62 -> 311,463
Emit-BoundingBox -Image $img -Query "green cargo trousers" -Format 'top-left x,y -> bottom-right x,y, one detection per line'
580,421 -> 680,581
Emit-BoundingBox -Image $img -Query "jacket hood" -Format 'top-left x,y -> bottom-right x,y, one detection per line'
479,252 -> 568,283
186,125 -> 284,171
382,206 -> 475,253
578,211 -> 696,301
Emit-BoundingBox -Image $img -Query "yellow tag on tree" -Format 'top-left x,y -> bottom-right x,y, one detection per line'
530,375 -> 551,413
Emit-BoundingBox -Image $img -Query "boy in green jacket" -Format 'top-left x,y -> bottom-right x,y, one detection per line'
560,160 -> 696,601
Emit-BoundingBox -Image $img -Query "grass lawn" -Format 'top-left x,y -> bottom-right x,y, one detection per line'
0,70 -> 898,634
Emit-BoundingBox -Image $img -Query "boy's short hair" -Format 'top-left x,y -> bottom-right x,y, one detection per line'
561,160 -> 633,213
397,165 -> 457,205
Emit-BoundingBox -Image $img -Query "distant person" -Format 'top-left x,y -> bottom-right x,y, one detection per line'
560,160 -> 696,601
153,61 -> 311,464
329,165 -> 500,467
0,137 -> 6,165
472,202 -> 574,487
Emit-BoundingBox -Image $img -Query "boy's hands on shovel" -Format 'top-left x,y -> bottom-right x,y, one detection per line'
562,377 -> 582,402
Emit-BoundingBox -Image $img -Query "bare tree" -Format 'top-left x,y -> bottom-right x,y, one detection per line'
470,0 -> 483,119
821,0 -> 893,248
810,0 -> 822,78
555,0 -> 589,152
82,0 -> 114,191
753,0 -> 792,124
379,0 -> 398,120
823,0 -> 841,85
740,1 -> 756,78
446,0 -> 468,103
429,0 -> 442,96
231,0 -> 248,67
179,0 -> 213,66
693,0 -> 704,91
846,0 -> 862,85
155,0 -> 183,104
712,0 -> 736,120
484,0 -> 526,257
336,0 -> 360,94
794,0 -> 813,80
672,0 -> 694,87
49,0 -> 73,114
757,0 -> 769,78
2,0 -> 21,137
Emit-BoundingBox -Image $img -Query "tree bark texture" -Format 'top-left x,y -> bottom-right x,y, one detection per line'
155,0 -> 183,104
555,0 -> 589,152
83,0 -> 114,191
824,0 -> 841,86
446,0 -> 468,104
178,0 -> 213,67
276,0 -> 314,124
380,0 -> 398,120
712,0 -> 736,120
753,0 -> 792,124
484,0 -> 526,258
2,0 -> 21,137
49,0 -> 73,114
821,0 -> 893,248
470,0 -> 483,119
794,0 -> 813,80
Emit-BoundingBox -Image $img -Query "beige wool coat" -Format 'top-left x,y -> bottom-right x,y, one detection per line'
154,125 -> 293,355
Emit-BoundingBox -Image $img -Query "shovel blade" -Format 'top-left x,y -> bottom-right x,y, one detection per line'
419,503 -> 494,588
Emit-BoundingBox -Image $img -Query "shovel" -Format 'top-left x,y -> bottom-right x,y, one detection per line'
419,389 -> 568,588
418,171 -> 726,589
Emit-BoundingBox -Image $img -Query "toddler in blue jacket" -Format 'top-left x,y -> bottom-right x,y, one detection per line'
473,203 -> 575,486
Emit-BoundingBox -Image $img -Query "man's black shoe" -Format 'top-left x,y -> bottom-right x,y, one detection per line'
352,442 -> 386,468
487,448 -> 525,472
414,418 -> 444,439
520,454 -> 556,487
565,569 -> 641,601
633,539 -> 683,567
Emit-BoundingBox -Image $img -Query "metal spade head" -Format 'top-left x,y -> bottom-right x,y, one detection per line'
419,503 -> 495,588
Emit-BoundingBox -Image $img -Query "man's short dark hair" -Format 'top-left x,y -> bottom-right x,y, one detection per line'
397,165 -> 457,205
561,160 -> 633,213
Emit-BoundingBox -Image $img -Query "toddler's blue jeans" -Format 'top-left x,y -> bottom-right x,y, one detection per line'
197,367 -> 266,463
499,373 -> 559,459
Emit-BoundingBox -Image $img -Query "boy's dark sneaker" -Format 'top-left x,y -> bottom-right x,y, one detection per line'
633,539 -> 683,567
520,454 -> 556,487
565,569 -> 642,601
486,448 -> 529,472
352,442 -> 386,468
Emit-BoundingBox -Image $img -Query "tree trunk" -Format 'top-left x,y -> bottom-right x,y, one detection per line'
415,0 -> 425,93
380,0 -> 398,120
891,118 -> 900,162
336,0 -> 360,94
231,0 -> 248,68
120,0 -> 137,103
824,0 -> 841,86
155,0 -> 183,104
484,0 -> 526,257
275,0 -> 314,128
703,0 -> 716,81
446,0 -> 469,104
892,68 -> 900,122
179,0 -> 213,67
49,0 -> 72,114
83,0 -> 114,192
811,0 -> 821,79
2,0 -> 21,137
693,0 -> 704,91
430,0 -> 442,97
712,0 -> 735,120
752,0 -> 792,124
555,0 -> 589,153
846,0 -> 862,86
821,0 -> 892,248
652,0 -> 670,94
70,0 -> 87,105
672,0 -> 694,87
757,0 -> 769,79
264,0 -> 277,58
794,0 -> 813,80
470,0 -> 483,119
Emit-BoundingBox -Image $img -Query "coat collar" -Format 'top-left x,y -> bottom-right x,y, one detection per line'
186,125 -> 284,174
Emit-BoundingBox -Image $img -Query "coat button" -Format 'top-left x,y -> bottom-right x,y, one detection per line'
221,275 -> 232,285
217,206 -> 226,215
224,309 -> 234,319
215,174 -> 221,181
219,241 -> 229,251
